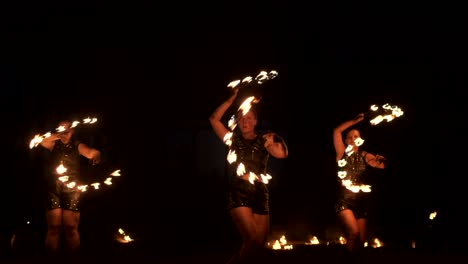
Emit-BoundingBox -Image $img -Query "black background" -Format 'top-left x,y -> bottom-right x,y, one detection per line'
1,1 -> 464,257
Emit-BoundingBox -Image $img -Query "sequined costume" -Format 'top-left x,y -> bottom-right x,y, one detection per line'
334,151 -> 371,219
227,131 -> 270,214
45,140 -> 83,211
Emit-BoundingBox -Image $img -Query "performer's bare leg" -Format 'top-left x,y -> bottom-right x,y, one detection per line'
338,209 -> 366,261
227,207 -> 269,263
45,208 -> 62,263
62,210 -> 81,263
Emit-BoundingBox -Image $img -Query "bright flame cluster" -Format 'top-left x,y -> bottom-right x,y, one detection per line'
227,70 -> 278,90
56,164 -> 121,192
223,70 -> 278,184
364,238 -> 384,248
268,234 -> 384,250
29,117 -> 98,149
270,235 -> 293,250
337,138 -> 372,193
115,228 -> 134,244
305,236 -> 320,245
368,103 -> 404,125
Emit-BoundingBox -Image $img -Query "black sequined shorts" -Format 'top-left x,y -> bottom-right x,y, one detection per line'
334,197 -> 368,219
227,178 -> 269,215
45,181 -> 82,211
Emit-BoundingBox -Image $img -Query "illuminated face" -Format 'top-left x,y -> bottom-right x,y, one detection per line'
57,121 -> 74,144
345,129 -> 361,146
237,110 -> 257,134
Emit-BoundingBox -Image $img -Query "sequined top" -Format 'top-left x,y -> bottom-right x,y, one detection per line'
340,151 -> 367,184
50,140 -> 81,182
230,132 -> 269,176
337,150 -> 369,198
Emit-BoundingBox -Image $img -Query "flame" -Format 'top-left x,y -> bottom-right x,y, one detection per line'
58,176 -> 69,182
78,185 -> 88,192
339,236 -> 347,244
110,170 -> 121,176
369,103 -> 404,125
337,171 -> 347,179
228,116 -> 237,131
29,116 -> 98,149
227,80 -> 241,89
341,180 -> 372,193
238,96 -> 259,116
255,71 -> 269,84
115,228 -> 134,244
223,132 -> 233,146
104,177 -> 113,185
259,173 -> 272,184
283,245 -> 293,250
53,164 -> 121,192
354,137 -> 364,146
56,164 -> 67,174
56,125 -> 67,133
83,117 -> 98,124
364,238 -> 384,248
248,172 -> 256,184
29,133 -> 51,149
242,76 -> 253,83
345,145 -> 354,156
306,236 -> 320,245
270,235 -> 293,250
227,149 -> 237,164
337,159 -> 347,167
372,238 -> 384,248
236,163 -> 246,177
279,235 -> 287,245
272,240 -> 282,250
226,70 -> 277,89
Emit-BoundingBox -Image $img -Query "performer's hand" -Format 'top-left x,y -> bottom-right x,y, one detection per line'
49,133 -> 61,141
354,113 -> 365,123
90,152 -> 101,165
263,132 -> 283,147
375,154 -> 386,163
263,133 -> 275,148
231,87 -> 239,97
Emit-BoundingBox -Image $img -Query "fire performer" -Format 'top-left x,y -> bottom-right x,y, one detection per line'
38,120 -> 101,262
209,87 -> 288,263
333,113 -> 386,261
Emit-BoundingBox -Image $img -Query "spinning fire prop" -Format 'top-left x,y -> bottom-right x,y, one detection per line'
367,103 -> 404,126
337,103 -> 403,193
222,70 -> 278,184
29,116 -> 122,192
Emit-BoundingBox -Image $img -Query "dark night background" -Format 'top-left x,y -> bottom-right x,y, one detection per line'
0,1 -> 464,260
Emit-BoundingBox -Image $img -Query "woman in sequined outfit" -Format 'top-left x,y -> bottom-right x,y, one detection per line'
39,120 -> 101,260
333,113 -> 386,258
209,87 -> 288,263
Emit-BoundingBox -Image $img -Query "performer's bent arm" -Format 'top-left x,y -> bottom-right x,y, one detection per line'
209,88 -> 239,141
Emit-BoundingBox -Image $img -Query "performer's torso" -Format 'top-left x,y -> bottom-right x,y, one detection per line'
50,140 -> 81,180
231,132 -> 269,177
